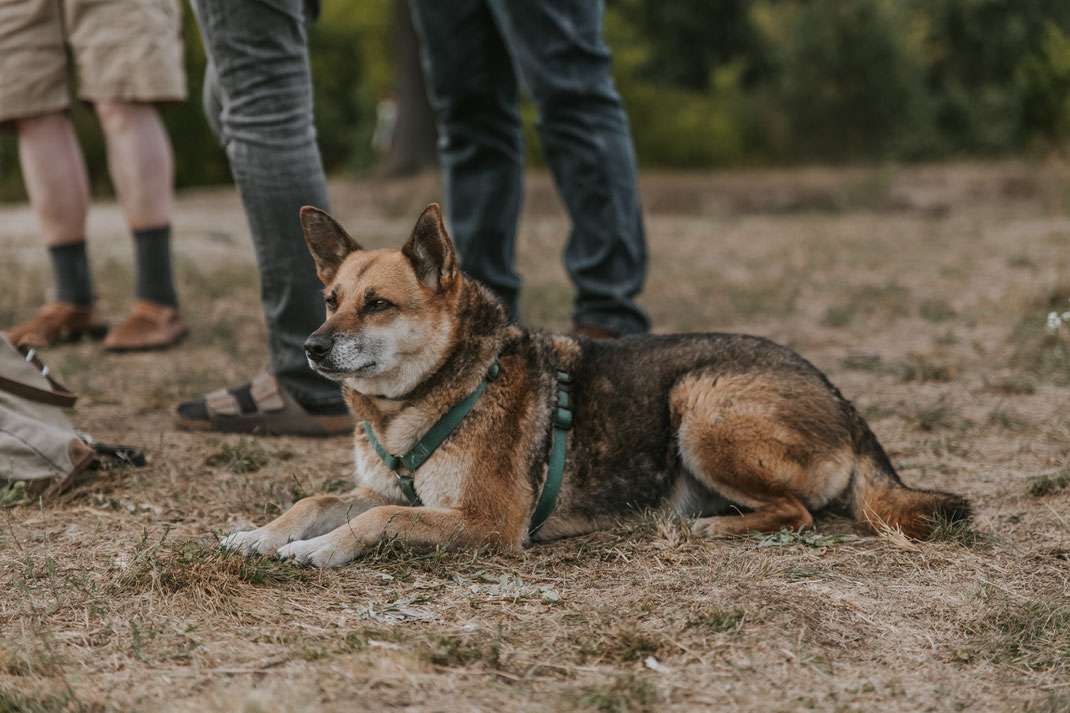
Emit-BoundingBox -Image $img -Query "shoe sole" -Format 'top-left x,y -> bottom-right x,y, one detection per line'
10,324 -> 111,349
173,410 -> 354,437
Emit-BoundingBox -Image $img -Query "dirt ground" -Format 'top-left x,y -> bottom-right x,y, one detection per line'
1,162 -> 1068,713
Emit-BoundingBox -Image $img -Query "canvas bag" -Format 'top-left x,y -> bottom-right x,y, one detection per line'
0,334 -> 95,496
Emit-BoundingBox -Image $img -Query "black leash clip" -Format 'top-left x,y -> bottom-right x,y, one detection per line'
75,429 -> 147,468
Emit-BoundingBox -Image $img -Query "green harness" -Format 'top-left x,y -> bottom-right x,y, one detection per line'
362,359 -> 571,535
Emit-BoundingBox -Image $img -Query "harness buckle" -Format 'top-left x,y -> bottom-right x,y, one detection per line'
554,406 -> 573,430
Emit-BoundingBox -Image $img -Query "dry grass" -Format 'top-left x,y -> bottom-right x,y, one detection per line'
2,161 -> 1070,712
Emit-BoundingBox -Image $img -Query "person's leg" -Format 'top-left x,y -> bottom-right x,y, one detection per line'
0,0 -> 107,348
409,0 -> 525,321
95,100 -> 179,310
487,0 -> 649,335
2,112 -> 108,348
44,0 -> 189,350
95,101 -> 172,232
16,112 -> 90,249
188,0 -> 344,413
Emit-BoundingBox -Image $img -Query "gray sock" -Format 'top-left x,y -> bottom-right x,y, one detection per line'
49,240 -> 96,306
133,225 -> 178,308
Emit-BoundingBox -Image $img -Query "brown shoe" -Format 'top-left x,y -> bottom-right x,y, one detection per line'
573,323 -> 621,340
103,300 -> 188,352
3,301 -> 108,349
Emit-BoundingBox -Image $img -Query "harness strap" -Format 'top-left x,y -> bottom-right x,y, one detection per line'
365,360 -> 500,506
528,369 -> 571,535
362,358 -> 570,537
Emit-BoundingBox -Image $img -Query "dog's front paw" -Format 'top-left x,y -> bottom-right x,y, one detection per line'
220,527 -> 290,557
277,533 -> 360,568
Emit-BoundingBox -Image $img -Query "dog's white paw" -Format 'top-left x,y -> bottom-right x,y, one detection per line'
277,534 -> 355,569
220,527 -> 289,557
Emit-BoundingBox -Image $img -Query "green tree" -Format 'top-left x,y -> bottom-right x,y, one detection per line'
913,0 -> 1070,152
754,0 -> 933,160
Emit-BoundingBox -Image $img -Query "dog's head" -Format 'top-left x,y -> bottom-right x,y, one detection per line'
299,203 -> 459,396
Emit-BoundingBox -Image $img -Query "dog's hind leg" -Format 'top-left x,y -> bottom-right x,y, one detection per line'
221,486 -> 392,556
670,371 -> 853,537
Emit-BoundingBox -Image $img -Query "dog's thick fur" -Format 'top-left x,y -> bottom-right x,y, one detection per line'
221,204 -> 971,567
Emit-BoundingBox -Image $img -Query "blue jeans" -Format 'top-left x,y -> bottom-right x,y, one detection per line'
190,0 -> 342,407
409,0 -> 650,334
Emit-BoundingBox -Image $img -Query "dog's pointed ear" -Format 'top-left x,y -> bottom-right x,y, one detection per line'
300,206 -> 362,285
402,203 -> 457,292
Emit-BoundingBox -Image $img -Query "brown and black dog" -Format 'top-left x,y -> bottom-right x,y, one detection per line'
220,204 -> 970,567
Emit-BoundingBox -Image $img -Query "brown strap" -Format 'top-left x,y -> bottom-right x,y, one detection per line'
0,373 -> 78,408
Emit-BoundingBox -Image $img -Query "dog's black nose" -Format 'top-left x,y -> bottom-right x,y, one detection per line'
304,333 -> 333,362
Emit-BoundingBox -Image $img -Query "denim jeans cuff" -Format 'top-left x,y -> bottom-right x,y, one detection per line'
276,376 -> 345,408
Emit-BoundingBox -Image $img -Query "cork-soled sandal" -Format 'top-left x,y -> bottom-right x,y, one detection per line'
173,371 -> 353,437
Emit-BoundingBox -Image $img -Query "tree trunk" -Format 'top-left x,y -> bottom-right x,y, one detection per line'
382,0 -> 438,177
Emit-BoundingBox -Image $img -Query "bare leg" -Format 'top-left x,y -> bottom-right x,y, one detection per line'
16,112 -> 90,246
94,101 -> 173,230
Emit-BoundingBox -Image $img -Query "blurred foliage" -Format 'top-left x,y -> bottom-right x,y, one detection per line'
606,0 -> 1070,163
751,0 -> 933,160
917,0 -> 1070,153
308,0 -> 392,174
2,0 -> 1070,200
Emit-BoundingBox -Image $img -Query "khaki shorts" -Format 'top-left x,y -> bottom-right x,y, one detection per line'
0,0 -> 187,124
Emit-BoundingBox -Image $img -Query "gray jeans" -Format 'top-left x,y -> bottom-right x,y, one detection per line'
190,0 -> 341,407
409,0 -> 650,334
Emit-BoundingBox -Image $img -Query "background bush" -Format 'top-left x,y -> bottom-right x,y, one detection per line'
1,0 -> 1069,199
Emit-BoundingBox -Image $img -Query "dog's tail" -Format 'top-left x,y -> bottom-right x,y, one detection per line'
847,411 -> 970,538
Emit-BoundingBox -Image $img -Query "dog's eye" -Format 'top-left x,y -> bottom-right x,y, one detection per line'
325,295 -> 338,311
366,298 -> 392,313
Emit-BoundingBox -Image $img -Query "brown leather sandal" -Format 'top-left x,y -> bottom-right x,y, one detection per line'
3,302 -> 108,349
173,371 -> 354,437
103,300 -> 188,352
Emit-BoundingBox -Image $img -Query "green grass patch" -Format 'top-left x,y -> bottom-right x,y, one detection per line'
823,282 -> 910,327
724,281 -> 799,319
963,597 -> 1070,674
422,632 -> 502,668
687,608 -> 745,633
910,401 -> 956,432
900,357 -> 956,383
986,407 -> 1030,431
0,689 -> 104,713
0,481 -> 32,509
843,353 -> 884,372
925,511 -> 991,548
117,528 -> 318,595
576,674 -> 656,713
982,374 -> 1037,395
863,404 -> 897,421
1028,468 -> 1070,497
204,438 -> 273,474
1011,286 -> 1070,384
919,298 -> 956,322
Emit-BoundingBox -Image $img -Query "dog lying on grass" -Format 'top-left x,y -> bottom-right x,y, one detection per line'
221,204 -> 970,567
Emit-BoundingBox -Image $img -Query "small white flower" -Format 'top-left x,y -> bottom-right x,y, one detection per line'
1048,311 -> 1062,331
